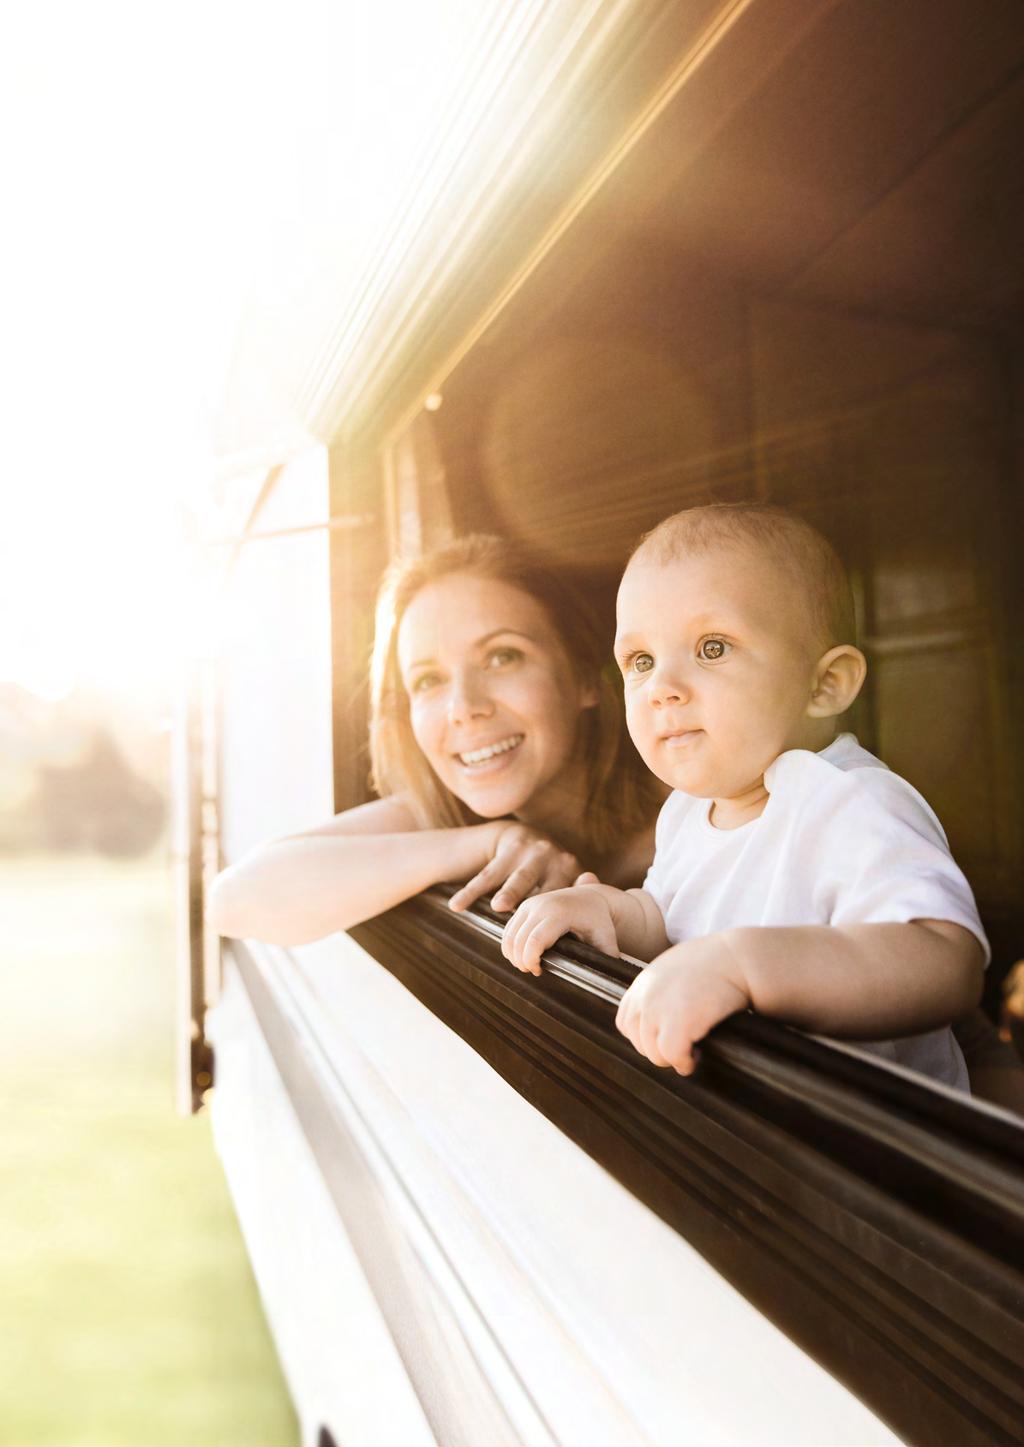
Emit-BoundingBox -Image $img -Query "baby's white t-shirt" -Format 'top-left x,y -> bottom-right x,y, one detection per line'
643,733 -> 988,1092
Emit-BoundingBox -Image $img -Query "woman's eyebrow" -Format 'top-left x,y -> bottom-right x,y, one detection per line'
473,628 -> 533,647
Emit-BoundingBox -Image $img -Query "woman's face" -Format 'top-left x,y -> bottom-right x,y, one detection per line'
396,572 -> 596,824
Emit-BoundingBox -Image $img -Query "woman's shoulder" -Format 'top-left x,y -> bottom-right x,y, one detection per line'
294,792 -> 422,839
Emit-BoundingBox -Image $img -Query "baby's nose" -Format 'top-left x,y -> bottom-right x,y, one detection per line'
650,673 -> 688,706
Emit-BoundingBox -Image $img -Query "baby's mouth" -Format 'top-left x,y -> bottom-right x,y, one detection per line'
455,734 -> 524,768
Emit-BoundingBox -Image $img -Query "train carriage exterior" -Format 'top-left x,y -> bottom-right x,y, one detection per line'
176,3 -> 1024,1442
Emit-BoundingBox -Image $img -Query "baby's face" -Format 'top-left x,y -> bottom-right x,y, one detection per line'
615,544 -> 824,801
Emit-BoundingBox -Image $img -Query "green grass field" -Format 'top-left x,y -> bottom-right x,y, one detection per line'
0,854 -> 299,1447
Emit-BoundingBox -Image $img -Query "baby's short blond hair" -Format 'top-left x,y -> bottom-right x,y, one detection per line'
629,502 -> 855,650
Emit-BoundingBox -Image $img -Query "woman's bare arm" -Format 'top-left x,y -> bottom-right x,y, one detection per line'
207,795 -> 504,946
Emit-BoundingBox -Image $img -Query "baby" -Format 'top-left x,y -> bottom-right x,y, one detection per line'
502,503 -> 986,1090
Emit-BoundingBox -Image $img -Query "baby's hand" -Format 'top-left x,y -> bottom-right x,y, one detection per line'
502,886 -> 619,975
615,936 -> 749,1075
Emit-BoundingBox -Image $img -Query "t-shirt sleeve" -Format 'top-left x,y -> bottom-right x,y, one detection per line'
813,768 -> 989,963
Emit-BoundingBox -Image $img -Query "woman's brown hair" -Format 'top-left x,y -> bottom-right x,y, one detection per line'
369,534 -> 660,861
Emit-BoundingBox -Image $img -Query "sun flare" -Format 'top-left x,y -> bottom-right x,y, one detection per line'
2,0 -> 494,705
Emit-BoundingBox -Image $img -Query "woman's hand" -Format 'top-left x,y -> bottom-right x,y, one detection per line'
448,822 -> 582,915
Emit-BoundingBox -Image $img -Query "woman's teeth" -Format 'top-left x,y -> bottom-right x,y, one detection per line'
457,734 -> 524,766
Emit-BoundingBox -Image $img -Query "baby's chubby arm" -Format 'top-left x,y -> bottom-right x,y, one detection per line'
617,918 -> 985,1076
501,882 -> 669,975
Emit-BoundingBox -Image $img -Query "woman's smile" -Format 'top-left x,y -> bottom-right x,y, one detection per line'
454,733 -> 525,769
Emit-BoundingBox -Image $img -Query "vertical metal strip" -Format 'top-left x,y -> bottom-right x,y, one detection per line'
172,661 -> 213,1114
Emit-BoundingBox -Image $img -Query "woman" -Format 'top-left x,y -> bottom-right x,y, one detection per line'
208,534 -> 664,946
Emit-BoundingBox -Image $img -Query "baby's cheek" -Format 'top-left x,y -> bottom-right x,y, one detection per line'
623,706 -> 651,755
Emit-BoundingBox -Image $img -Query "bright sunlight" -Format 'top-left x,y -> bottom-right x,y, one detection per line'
0,0 -> 491,704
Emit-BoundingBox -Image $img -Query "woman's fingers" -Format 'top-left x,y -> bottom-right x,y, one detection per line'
491,861 -> 544,912
451,850 -> 550,912
452,827 -> 582,915
493,847 -> 577,909
449,860 -> 504,912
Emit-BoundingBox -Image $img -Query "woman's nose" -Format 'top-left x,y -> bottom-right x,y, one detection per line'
448,671 -> 494,724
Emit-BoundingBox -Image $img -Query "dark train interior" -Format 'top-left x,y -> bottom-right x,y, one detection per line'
344,0 -> 1024,1018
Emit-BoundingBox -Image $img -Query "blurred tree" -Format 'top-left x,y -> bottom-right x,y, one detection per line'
0,684 -> 167,857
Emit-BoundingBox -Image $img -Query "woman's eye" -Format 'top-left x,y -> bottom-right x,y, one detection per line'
486,646 -> 521,668
410,672 -> 442,694
631,652 -> 654,674
697,638 -> 728,662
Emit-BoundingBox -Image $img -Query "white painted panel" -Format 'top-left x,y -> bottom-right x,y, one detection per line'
258,932 -> 901,1447
218,453 -> 334,863
208,964 -> 435,1447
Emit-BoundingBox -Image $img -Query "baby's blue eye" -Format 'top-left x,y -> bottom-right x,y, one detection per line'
632,652 -> 654,674
697,638 -> 727,661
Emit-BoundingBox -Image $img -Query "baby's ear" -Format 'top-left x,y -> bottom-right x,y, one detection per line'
807,644 -> 867,718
